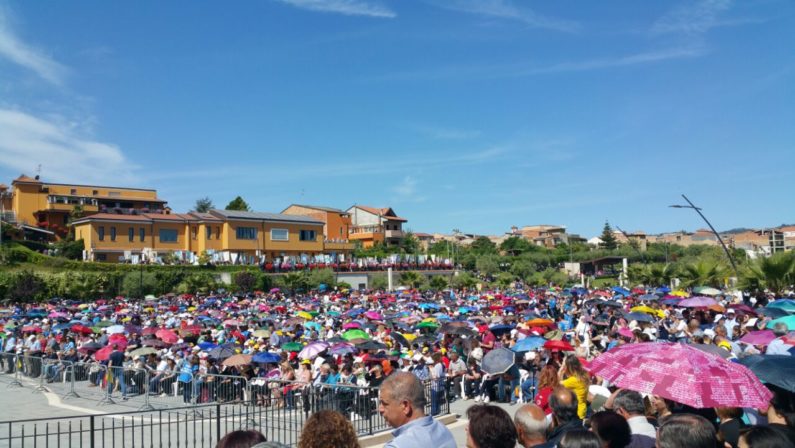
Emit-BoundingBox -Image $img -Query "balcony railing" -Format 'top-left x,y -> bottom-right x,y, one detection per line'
349,225 -> 383,235
0,211 -> 15,223
384,229 -> 403,239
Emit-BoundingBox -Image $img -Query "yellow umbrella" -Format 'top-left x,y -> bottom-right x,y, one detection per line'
421,317 -> 437,323
77,304 -> 89,309
252,329 -> 271,338
401,333 -> 417,342
630,306 -> 665,318
670,290 -> 689,298
188,307 -> 196,312
297,311 -> 313,320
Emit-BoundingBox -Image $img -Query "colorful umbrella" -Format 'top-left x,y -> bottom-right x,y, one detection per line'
329,342 -> 357,355
543,339 -> 574,352
156,329 -> 179,344
298,341 -> 330,360
737,355 -> 795,393
281,342 -> 303,352
766,315 -> 795,331
739,330 -> 778,346
679,297 -> 718,308
767,299 -> 795,312
589,342 -> 772,409
129,347 -> 158,358
296,311 -> 313,320
252,352 -> 281,363
692,287 -> 722,296
512,336 -> 546,352
364,311 -> 383,320
251,329 -> 271,338
222,354 -> 252,367
342,329 -> 369,341
526,318 -> 554,327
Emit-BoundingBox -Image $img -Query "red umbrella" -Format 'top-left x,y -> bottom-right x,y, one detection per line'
94,345 -> 114,361
156,329 -> 179,344
179,325 -> 202,337
589,342 -> 772,409
727,304 -> 757,316
21,326 -> 42,333
543,340 -> 574,352
141,327 -> 160,336
71,325 -> 93,335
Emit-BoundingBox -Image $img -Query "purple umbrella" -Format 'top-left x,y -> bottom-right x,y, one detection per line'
298,341 -> 330,360
739,330 -> 777,346
329,342 -> 357,355
678,296 -> 718,308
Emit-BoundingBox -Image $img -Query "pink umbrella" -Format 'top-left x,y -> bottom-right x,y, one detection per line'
156,329 -> 179,344
589,342 -> 772,409
343,322 -> 361,330
678,296 -> 718,308
48,311 -> 68,318
223,319 -> 242,327
298,341 -> 330,360
740,330 -> 777,346
365,311 -> 383,321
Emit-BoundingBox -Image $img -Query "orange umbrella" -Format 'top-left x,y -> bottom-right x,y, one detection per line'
222,354 -> 252,367
527,318 -> 554,327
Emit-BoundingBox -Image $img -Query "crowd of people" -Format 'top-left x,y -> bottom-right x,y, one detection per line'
1,284 -> 794,447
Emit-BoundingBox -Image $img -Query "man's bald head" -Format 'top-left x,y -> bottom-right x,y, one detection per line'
514,404 -> 548,447
381,371 -> 427,411
549,386 -> 579,423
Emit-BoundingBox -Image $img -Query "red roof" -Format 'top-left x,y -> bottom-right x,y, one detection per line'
354,205 -> 407,222
12,174 -> 41,184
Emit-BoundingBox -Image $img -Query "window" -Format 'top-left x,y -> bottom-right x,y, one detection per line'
92,190 -> 98,195
109,191 -> 120,197
215,227 -> 221,239
299,230 -> 316,241
270,228 -> 289,241
128,227 -> 134,242
206,226 -> 212,240
110,227 -> 117,241
139,228 -> 145,242
159,229 -> 178,243
191,226 -> 198,240
98,226 -> 105,241
236,227 -> 257,240
70,188 -> 77,195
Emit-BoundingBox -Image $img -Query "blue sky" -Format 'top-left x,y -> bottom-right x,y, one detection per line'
0,0 -> 793,238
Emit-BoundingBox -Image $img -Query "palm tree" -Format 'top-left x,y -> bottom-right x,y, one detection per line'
399,271 -> 423,289
647,263 -> 676,288
281,272 -> 309,293
739,251 -> 795,296
678,260 -> 728,288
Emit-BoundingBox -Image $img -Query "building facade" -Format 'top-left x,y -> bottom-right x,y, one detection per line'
346,205 -> 407,248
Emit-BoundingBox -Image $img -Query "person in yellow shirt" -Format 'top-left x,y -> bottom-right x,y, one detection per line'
558,355 -> 590,419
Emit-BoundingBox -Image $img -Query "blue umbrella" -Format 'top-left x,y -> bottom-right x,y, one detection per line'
612,287 -> 631,296
767,300 -> 795,312
198,342 -> 218,351
623,312 -> 655,323
637,294 -> 659,302
252,352 -> 281,363
489,324 -> 514,336
655,286 -> 671,294
512,336 -> 545,353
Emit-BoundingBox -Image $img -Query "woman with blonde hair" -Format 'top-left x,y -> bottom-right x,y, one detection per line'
558,355 -> 590,419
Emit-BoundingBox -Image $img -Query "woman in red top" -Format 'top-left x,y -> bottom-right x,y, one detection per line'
533,365 -> 559,415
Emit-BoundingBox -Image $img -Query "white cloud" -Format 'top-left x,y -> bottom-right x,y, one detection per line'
274,0 -> 396,18
429,0 -> 578,32
0,6 -> 66,85
0,108 -> 137,185
393,175 -> 417,197
651,0 -> 734,35
404,123 -> 481,140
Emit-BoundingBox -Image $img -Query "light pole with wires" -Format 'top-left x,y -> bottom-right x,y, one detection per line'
669,194 -> 738,278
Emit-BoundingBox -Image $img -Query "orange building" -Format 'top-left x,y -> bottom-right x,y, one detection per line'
347,205 -> 407,248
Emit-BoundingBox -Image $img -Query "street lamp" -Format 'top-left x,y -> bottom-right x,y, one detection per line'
669,194 -> 738,278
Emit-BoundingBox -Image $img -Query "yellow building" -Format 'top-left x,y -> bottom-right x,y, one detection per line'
71,209 -> 328,263
8,174 -> 167,239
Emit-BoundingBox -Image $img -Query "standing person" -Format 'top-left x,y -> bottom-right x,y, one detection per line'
558,355 -> 589,420
534,365 -> 559,415
378,372 -> 456,448
429,352 -> 445,416
107,344 -> 127,400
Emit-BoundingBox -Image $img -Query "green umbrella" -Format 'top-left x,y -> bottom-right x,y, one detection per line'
96,321 -> 113,328
767,315 -> 795,331
281,342 -> 303,352
416,321 -> 439,329
693,286 -> 721,296
327,311 -> 341,317
4,323 -> 16,330
342,329 -> 370,341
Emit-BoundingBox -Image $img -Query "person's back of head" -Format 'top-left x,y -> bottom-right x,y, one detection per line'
216,430 -> 266,448
514,403 -> 548,448
558,429 -> 602,448
612,389 -> 646,418
767,384 -> 795,427
657,414 -> 717,448
590,410 -> 631,448
550,386 -> 579,424
298,410 -> 360,448
466,404 -> 518,448
739,426 -> 795,448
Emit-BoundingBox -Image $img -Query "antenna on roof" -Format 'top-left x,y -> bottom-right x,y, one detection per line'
35,164 -> 42,180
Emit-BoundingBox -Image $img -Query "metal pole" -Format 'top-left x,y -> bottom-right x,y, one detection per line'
680,194 -> 738,277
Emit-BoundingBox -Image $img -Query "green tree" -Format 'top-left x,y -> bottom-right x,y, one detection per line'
739,251 -> 795,295
600,221 -> 618,250
400,232 -> 421,254
8,271 -> 47,302
475,255 -> 500,276
509,258 -> 536,280
470,236 -> 498,255
194,197 -> 215,213
53,238 -> 85,260
234,270 -> 259,293
499,237 -> 532,256
428,275 -> 449,290
308,268 -> 336,290
280,271 -> 309,293
225,196 -> 251,211
495,272 -> 515,289
678,260 -> 728,288
450,271 -> 478,290
369,273 -> 388,291
399,271 -> 424,289
121,271 -> 159,298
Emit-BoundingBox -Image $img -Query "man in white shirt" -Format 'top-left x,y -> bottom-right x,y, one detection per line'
766,323 -> 792,356
612,389 -> 656,446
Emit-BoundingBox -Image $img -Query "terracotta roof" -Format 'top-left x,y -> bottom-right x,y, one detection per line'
13,174 -> 41,184
351,205 -> 407,222
70,213 -> 153,225
414,233 -> 433,238
0,183 -> 8,190
145,213 -> 198,222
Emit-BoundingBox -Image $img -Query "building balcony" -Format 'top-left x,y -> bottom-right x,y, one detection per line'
0,211 -> 15,223
324,240 -> 355,251
384,229 -> 404,239
42,202 -> 99,213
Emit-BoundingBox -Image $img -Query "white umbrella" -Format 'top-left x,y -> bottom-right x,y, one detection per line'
106,325 -> 125,335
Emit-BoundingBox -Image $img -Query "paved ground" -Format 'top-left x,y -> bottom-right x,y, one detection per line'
0,371 -> 515,447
